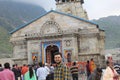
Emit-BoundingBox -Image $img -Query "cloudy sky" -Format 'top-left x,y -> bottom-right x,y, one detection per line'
15,0 -> 120,20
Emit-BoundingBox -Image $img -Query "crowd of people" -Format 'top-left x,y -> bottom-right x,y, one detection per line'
85,58 -> 102,80
0,62 -> 56,80
86,58 -> 120,80
0,52 -> 70,80
0,52 -> 120,80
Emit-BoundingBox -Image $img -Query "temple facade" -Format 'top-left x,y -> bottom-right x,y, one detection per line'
10,0 -> 105,66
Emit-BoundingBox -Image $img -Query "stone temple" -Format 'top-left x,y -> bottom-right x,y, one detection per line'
10,0 -> 105,66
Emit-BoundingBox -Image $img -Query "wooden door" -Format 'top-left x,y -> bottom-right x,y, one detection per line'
46,50 -> 51,64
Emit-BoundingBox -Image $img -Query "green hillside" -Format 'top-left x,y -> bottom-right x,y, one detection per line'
0,26 -> 12,58
93,16 -> 120,49
0,1 -> 46,31
0,1 -> 46,58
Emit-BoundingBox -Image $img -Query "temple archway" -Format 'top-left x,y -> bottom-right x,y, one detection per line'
46,45 -> 59,64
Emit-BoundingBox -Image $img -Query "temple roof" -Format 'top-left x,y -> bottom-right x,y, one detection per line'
10,10 -> 98,34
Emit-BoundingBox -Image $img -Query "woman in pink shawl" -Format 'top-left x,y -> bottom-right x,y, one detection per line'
103,61 -> 120,80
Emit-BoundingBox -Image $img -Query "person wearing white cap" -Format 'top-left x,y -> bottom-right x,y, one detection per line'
44,63 -> 50,75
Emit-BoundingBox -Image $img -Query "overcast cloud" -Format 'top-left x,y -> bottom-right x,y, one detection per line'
14,0 -> 120,20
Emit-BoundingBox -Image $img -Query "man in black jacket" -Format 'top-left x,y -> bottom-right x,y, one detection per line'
12,64 -> 20,80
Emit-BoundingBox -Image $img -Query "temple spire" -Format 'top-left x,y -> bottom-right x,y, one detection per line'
55,0 -> 84,4
55,0 -> 88,19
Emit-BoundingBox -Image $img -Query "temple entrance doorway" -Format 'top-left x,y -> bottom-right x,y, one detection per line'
46,45 -> 59,64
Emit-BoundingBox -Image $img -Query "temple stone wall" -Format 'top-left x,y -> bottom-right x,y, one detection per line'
0,58 -> 14,67
71,37 -> 79,61
10,10 -> 105,66
62,36 -> 79,62
10,12 -> 96,40
10,39 -> 27,63
79,35 -> 99,54
27,40 -> 41,64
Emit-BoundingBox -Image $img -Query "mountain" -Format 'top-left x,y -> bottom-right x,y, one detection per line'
93,15 -> 120,49
0,1 -> 120,58
0,26 -> 12,58
0,1 -> 46,58
0,1 -> 46,31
